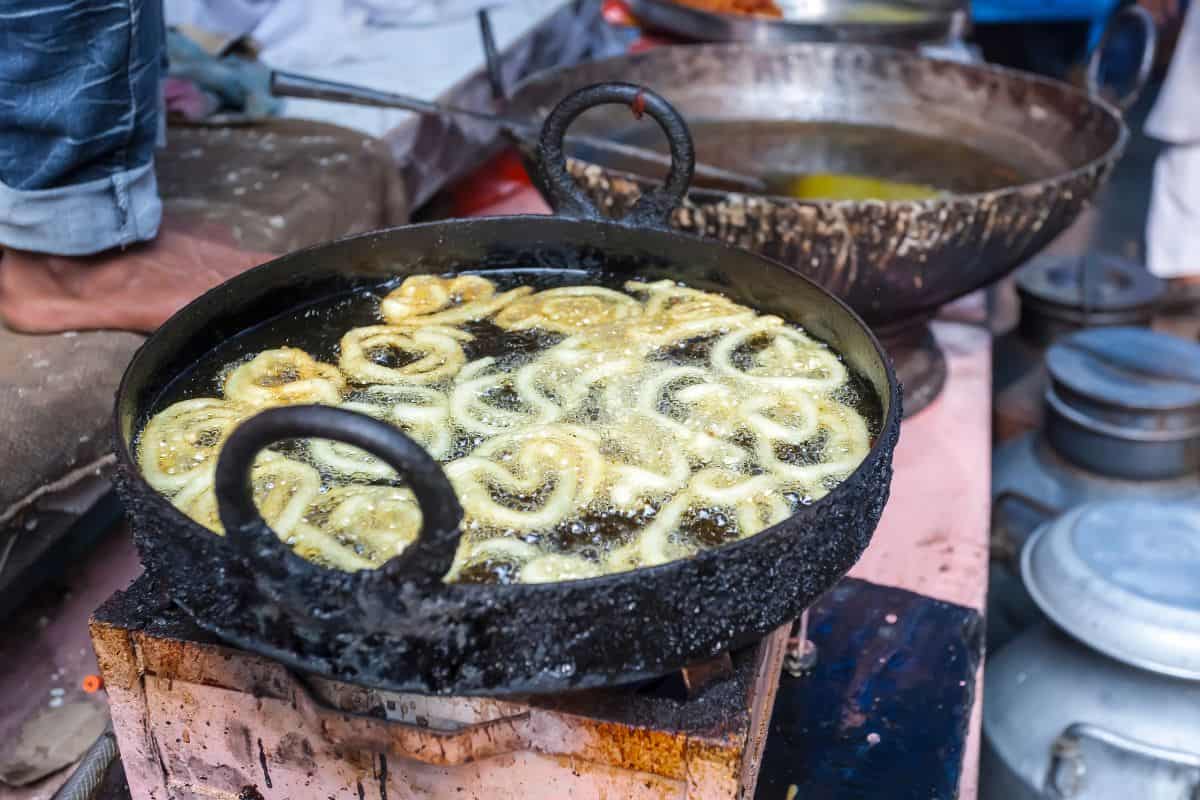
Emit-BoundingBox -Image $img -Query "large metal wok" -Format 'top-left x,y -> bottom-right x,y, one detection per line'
506,42 -> 1136,415
625,0 -> 966,47
113,84 -> 900,696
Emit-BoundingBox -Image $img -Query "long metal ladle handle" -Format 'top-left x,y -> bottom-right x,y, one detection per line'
271,70 -> 528,131
269,70 -> 766,193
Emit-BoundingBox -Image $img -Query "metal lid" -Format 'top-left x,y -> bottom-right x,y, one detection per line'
1022,499 -> 1200,679
1046,327 -> 1200,421
1017,254 -> 1164,347
1017,253 -> 1164,312
1041,328 -> 1200,479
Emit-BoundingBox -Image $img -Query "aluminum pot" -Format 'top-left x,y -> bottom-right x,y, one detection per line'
982,499 -> 1200,799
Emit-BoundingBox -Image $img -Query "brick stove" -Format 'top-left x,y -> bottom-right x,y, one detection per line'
91,578 -> 792,800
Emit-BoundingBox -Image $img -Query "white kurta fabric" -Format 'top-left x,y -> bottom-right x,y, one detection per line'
164,1 -> 507,67
1146,3 -> 1200,278
162,0 -> 558,138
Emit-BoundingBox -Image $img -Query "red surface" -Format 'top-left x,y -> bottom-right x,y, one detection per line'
602,0 -> 638,25
450,149 -> 534,218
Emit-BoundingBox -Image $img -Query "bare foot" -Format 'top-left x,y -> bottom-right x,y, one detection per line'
0,220 -> 276,334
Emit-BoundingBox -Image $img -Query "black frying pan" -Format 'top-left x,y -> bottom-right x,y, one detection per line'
113,83 -> 900,696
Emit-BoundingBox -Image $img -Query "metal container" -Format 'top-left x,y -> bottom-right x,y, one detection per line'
1045,327 -> 1200,480
993,327 -> 1200,528
993,253 -> 1164,442
1015,253 -> 1164,349
982,499 -> 1200,799
625,0 -> 966,47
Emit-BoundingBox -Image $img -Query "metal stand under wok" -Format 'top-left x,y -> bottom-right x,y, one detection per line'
784,609 -> 819,676
878,323 -> 947,418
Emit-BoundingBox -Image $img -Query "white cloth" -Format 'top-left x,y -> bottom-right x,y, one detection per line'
1146,2 -> 1200,145
1147,145 -> 1200,278
165,1 -> 509,68
1145,2 -> 1200,278
163,0 -> 562,138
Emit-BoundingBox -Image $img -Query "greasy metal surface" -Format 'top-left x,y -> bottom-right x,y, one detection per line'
878,323 -> 946,417
112,86 -> 899,696
91,579 -> 786,799
625,0 -> 960,47
268,70 -> 769,194
757,578 -> 983,799
1085,4 -> 1159,113
507,45 -> 1125,411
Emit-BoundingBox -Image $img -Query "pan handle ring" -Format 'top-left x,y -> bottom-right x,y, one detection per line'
1086,4 -> 1157,113
537,82 -> 695,229
215,405 -> 464,588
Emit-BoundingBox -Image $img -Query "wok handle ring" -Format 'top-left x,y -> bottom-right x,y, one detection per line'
215,405 -> 464,585
1086,4 -> 1157,113
537,82 -> 695,229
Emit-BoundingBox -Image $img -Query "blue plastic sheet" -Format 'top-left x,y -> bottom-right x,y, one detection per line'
757,579 -> 984,800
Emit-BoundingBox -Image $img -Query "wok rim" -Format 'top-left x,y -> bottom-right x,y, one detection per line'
113,212 -> 901,598
508,41 -> 1129,208
625,0 -> 960,39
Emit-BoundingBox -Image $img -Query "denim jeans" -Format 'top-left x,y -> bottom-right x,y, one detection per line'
0,0 -> 165,255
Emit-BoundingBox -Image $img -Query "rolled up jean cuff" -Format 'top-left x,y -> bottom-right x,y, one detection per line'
0,160 -> 162,257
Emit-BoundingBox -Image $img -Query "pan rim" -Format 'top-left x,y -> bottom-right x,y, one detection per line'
507,41 -> 1128,208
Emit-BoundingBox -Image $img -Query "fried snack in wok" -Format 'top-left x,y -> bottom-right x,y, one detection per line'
224,348 -> 345,407
671,0 -> 783,18
138,398 -> 248,494
626,279 -> 755,345
339,325 -> 471,386
137,274 -> 872,584
171,452 -> 320,537
445,424 -> 606,532
494,286 -> 641,334
306,386 -> 453,478
381,275 -> 531,326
